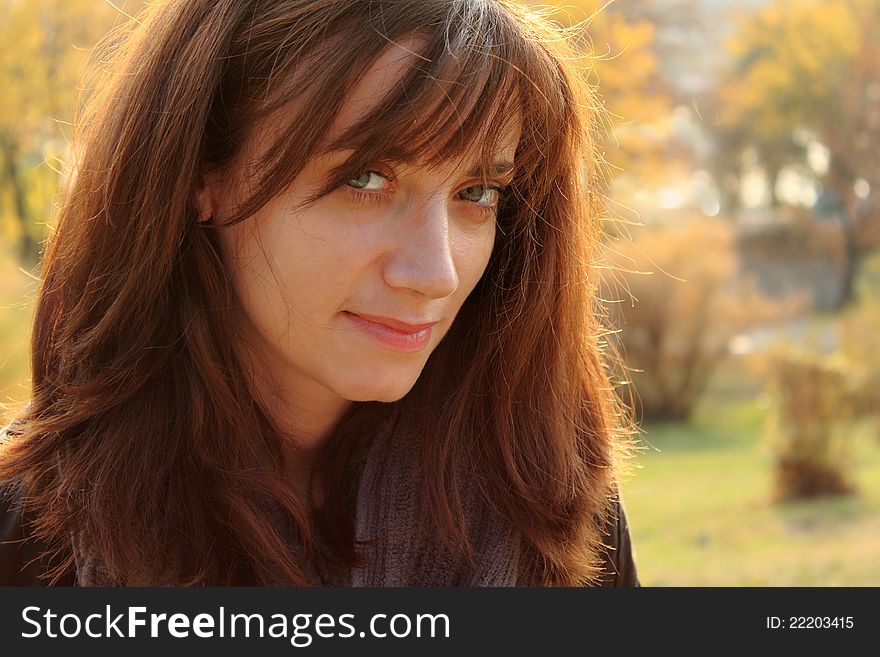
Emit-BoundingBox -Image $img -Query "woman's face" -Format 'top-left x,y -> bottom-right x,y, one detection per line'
202,42 -> 519,421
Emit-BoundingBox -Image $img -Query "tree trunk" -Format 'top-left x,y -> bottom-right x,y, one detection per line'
0,138 -> 40,266
836,208 -> 865,310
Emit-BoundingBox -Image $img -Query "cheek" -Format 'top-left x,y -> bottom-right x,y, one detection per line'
216,219 -> 308,332
456,222 -> 496,294
217,210 -> 368,332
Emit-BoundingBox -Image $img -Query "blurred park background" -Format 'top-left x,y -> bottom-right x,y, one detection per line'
1,0 -> 878,584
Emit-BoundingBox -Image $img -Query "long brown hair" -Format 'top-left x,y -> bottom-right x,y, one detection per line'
1,0 -> 633,585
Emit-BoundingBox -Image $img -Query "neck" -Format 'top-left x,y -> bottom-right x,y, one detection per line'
237,340 -> 352,480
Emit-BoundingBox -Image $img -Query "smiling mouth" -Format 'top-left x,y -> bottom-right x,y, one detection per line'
346,311 -> 438,333
342,311 -> 437,352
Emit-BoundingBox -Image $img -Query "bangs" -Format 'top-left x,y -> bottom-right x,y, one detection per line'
314,24 -> 525,198
223,0 -> 575,222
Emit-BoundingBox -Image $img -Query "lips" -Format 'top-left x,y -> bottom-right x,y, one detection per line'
342,311 -> 438,352
345,312 -> 438,334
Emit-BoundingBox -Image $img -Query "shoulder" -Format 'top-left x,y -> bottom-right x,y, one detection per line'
594,495 -> 640,587
0,483 -> 56,585
0,422 -> 75,587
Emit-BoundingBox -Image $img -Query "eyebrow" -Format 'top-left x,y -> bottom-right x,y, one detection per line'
468,162 -> 516,183
322,145 -> 516,182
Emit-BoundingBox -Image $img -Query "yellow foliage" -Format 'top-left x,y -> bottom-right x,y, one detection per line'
0,0 -> 143,250
719,0 -> 862,141
0,0 -> 134,146
519,1 -> 674,183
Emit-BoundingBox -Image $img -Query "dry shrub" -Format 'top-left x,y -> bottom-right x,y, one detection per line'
602,219 -> 792,421
760,349 -> 857,500
837,258 -> 880,421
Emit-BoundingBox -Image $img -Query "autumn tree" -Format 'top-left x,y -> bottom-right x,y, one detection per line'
0,0 -> 131,265
519,0 -> 675,187
713,0 -> 880,307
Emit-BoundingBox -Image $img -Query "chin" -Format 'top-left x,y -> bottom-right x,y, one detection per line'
338,372 -> 421,403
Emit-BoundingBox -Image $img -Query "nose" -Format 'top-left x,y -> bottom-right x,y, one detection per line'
382,195 -> 460,299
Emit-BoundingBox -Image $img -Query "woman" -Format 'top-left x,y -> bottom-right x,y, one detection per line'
0,0 -> 638,586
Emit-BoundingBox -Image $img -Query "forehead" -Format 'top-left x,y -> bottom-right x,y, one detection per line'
322,35 -> 522,164
326,35 -> 425,144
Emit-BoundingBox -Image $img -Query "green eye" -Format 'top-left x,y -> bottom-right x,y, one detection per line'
458,185 -> 499,206
347,171 -> 388,190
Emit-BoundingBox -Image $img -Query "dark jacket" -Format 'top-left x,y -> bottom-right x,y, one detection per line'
0,483 -> 639,587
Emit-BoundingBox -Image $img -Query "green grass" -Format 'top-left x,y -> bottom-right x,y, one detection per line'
622,363 -> 880,586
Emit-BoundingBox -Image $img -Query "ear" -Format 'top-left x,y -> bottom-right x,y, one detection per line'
195,173 -> 219,223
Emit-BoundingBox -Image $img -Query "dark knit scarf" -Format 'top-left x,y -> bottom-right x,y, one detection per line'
75,412 -> 521,586
347,411 -> 521,586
